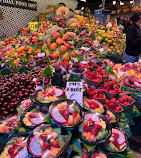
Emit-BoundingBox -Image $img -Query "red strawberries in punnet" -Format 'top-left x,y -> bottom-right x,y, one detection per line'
86,70 -> 101,82
87,87 -> 105,99
119,95 -> 134,105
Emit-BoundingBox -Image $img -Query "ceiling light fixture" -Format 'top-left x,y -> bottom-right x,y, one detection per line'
113,1 -> 116,5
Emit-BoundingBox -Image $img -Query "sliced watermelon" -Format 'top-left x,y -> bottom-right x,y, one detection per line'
29,118 -> 44,125
55,88 -> 64,97
29,135 -> 42,157
51,108 -> 67,124
112,128 -> 126,145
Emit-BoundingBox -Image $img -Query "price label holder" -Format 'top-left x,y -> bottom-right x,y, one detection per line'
66,81 -> 83,107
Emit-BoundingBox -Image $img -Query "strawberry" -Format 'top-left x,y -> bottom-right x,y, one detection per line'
39,134 -> 47,141
110,98 -> 116,103
91,129 -> 98,136
62,105 -> 69,111
124,102 -> 131,105
94,124 -> 102,131
28,113 -> 37,118
8,147 -> 14,155
89,86 -> 94,91
71,111 -> 77,118
128,96 -> 133,101
82,154 -> 89,158
42,142 -> 50,151
83,124 -> 91,132
115,106 -> 122,112
105,99 -> 110,104
11,151 -> 18,158
13,143 -> 18,150
87,118 -> 94,125
52,140 -> 59,148
63,112 -> 69,120
81,147 -> 88,153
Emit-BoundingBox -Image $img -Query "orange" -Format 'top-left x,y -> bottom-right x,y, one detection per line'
71,51 -> 76,57
50,43 -> 57,51
108,40 -> 112,44
56,38 -> 64,45
61,53 -> 70,61
105,38 -> 108,41
60,45 -> 67,54
110,46 -> 114,49
51,30 -> 57,36
117,50 -> 120,53
108,49 -> 112,53
52,51 -> 59,59
102,42 -> 106,45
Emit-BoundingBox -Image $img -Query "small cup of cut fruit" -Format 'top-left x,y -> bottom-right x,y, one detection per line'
104,128 -> 127,153
0,135 -> 29,158
0,115 -> 19,134
49,99 -> 84,129
78,112 -> 112,145
34,86 -> 64,106
106,109 -> 120,124
20,104 -> 48,129
119,95 -> 135,111
83,98 -> 105,113
27,124 -> 69,158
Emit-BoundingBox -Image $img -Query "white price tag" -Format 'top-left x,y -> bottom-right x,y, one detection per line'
99,48 -> 104,52
38,53 -> 45,57
66,82 -> 83,106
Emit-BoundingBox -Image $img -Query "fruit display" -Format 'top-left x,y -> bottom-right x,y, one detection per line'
0,136 -> 28,158
0,115 -> 19,134
0,4 -> 140,158
35,86 -> 64,104
27,124 -> 69,157
78,113 -> 111,145
104,128 -> 127,152
21,105 -> 47,128
83,98 -> 104,113
50,99 -> 83,128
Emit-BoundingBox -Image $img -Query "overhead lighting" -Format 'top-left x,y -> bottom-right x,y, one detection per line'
80,0 -> 86,2
81,7 -> 84,10
120,1 -> 124,5
113,1 -> 116,5
130,1 -> 133,4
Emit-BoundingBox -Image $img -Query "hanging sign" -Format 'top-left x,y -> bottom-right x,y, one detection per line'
66,81 -> 83,106
0,0 -> 37,11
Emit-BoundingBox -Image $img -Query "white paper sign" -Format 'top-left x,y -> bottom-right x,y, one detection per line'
99,48 -> 104,52
38,53 -> 45,57
66,82 -> 83,106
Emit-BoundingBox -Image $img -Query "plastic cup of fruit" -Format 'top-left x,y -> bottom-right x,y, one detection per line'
0,115 -> 19,134
20,103 -> 48,129
119,100 -> 135,111
83,98 -> 105,114
27,124 -> 69,158
49,99 -> 84,130
89,148 -> 108,158
0,134 -> 28,158
78,112 -> 112,145
34,86 -> 64,107
106,109 -> 120,124
104,128 -> 127,153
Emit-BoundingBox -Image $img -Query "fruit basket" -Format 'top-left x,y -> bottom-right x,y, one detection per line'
104,128 -> 128,153
49,99 -> 84,129
104,91 -> 119,100
85,76 -> 102,88
27,124 -> 69,158
78,112 -> 112,145
34,86 -> 64,107
20,103 -> 48,129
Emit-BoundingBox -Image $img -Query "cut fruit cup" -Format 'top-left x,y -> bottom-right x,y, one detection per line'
85,76 -> 102,89
103,128 -> 128,153
104,91 -> 119,100
78,112 -> 112,145
27,124 -> 69,158
49,99 -> 84,129
105,109 -> 120,124
83,98 -> 105,114
89,147 -> 108,158
20,103 -> 48,129
34,86 -> 65,107
0,115 -> 19,134
0,134 -> 28,158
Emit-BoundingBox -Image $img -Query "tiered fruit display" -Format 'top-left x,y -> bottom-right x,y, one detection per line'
86,70 -> 101,82
119,95 -> 134,106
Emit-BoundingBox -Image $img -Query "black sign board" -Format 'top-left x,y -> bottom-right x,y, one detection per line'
0,0 -> 37,11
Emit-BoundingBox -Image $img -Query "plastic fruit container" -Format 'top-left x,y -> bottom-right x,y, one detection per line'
0,134 -> 29,158
105,109 -> 120,124
89,147 -> 108,158
104,128 -> 127,153
34,86 -> 64,107
0,115 -> 19,134
78,112 -> 112,145
49,99 -> 84,129
85,76 -> 102,88
83,98 -> 105,113
20,103 -> 48,129
27,124 -> 69,158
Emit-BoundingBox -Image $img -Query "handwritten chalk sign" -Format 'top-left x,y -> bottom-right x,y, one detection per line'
0,0 -> 37,11
66,82 -> 83,106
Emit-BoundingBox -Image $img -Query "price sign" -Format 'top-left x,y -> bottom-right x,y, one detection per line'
66,82 -> 83,106
38,53 -> 45,57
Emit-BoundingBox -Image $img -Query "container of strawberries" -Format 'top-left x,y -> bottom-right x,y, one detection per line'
119,95 -> 135,111
85,70 -> 102,88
